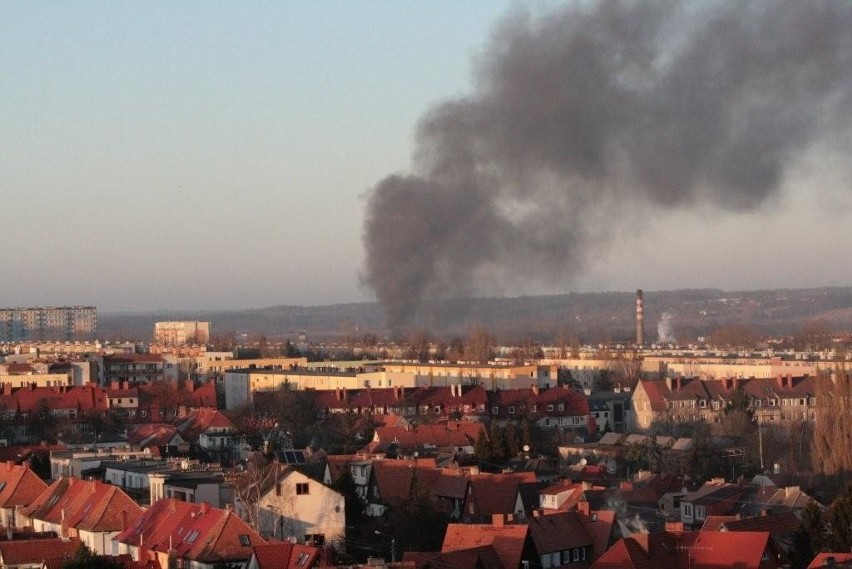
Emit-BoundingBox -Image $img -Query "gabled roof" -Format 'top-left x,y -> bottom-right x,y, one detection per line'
127,423 -> 185,448
371,459 -> 439,506
720,510 -> 800,536
809,553 -> 852,568
0,537 -> 81,566
0,384 -> 109,414
468,472 -> 536,517
114,498 -> 266,563
21,477 -> 143,533
442,524 -> 529,569
591,530 -> 773,569
176,408 -> 236,441
529,510 -> 593,553
370,423 -> 483,452
184,382 -> 218,408
0,461 -> 48,508
249,541 -> 320,569
417,545 -> 505,569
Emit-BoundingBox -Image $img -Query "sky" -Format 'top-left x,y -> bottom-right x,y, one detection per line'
3,1 -> 852,313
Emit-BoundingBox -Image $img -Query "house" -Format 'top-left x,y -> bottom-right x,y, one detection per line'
441,519 -> 534,569
149,469 -> 230,508
488,387 -> 591,432
631,376 -> 816,431
20,477 -> 143,555
679,480 -> 750,528
462,472 -> 536,523
234,462 -> 345,547
175,408 -> 238,452
592,528 -> 779,568
527,506 -> 615,567
367,422 -> 483,456
114,498 -> 265,569
366,458 -> 440,517
0,461 -> 48,527
246,541 -> 321,569
0,537 -> 81,568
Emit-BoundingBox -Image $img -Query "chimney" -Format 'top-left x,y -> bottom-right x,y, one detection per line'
733,377 -> 740,390
577,501 -> 591,517
5,461 -> 13,471
675,376 -> 682,391
786,374 -> 793,389
665,521 -> 684,533
492,513 -> 505,527
635,290 -> 645,347
531,384 -> 539,396
665,377 -> 673,391
2,383 -> 9,396
776,374 -> 784,389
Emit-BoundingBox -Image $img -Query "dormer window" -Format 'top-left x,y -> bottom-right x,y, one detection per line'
491,406 -> 499,414
508,406 -> 515,414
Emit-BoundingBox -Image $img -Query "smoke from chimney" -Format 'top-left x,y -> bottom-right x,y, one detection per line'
658,311 -> 676,344
363,1 -> 852,329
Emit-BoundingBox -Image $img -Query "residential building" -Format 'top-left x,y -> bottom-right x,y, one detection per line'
21,477 -> 143,555
0,462 -> 48,527
0,306 -> 97,342
247,542 -> 321,569
240,463 -> 345,546
153,321 -> 211,346
114,498 -> 265,568
0,537 -> 82,569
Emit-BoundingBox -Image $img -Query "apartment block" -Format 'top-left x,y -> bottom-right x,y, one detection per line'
0,306 -> 97,342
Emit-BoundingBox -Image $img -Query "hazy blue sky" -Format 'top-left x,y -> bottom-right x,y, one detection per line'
3,2 -> 852,312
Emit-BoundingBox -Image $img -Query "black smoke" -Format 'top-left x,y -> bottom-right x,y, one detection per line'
363,0 -> 852,329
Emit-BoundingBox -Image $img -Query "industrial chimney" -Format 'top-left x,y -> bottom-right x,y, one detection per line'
635,290 -> 645,347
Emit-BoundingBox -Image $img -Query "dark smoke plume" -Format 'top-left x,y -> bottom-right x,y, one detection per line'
363,0 -> 852,329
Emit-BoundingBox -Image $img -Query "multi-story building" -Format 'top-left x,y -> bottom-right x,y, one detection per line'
153,321 -> 210,346
0,306 -> 97,342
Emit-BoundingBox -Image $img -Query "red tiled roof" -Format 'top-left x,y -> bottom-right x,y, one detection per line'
370,423 -> 483,452
467,472 -> 536,517
0,537 -> 81,565
184,382 -> 218,408
250,541 -> 321,569
0,384 -> 109,414
809,553 -> 852,568
127,423 -> 184,448
0,461 -> 48,508
413,545 -> 505,569
529,511 -> 593,553
372,459 -> 439,506
591,530 -> 774,569
701,515 -> 739,532
176,408 -> 236,441
22,477 -> 143,532
720,510 -> 800,536
442,524 -> 529,569
114,498 -> 266,564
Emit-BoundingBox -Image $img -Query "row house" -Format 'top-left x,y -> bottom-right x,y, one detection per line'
0,537 -> 83,568
114,498 -> 265,568
489,386 -> 592,432
366,421 -> 484,456
679,480 -> 751,528
0,462 -> 48,527
631,375 -> 816,431
20,477 -> 143,555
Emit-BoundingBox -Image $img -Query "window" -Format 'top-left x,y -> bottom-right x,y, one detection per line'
558,404 -> 564,412
547,404 -> 554,412
696,505 -> 706,519
186,530 -> 200,543
508,406 -> 515,414
296,552 -> 311,566
296,483 -> 309,495
573,548 -> 580,561
491,406 -> 499,415
275,483 -> 282,497
239,534 -> 251,546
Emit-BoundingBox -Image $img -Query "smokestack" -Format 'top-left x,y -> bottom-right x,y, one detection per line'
635,290 -> 645,347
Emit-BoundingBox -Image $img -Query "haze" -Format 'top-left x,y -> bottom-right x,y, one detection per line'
3,2 -> 851,313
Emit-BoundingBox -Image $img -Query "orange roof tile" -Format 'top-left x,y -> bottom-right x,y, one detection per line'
0,461 -> 48,509
0,537 -> 81,566
442,524 -> 529,569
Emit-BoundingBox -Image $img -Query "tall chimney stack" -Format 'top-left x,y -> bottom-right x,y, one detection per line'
635,289 -> 645,347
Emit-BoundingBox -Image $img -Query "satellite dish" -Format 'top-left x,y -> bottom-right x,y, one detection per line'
579,458 -> 588,466
522,445 -> 530,453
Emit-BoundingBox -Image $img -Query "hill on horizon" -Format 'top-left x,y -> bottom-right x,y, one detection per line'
97,286 -> 852,345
